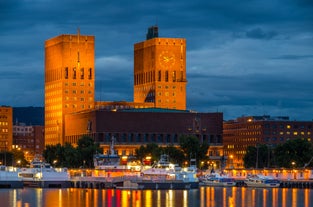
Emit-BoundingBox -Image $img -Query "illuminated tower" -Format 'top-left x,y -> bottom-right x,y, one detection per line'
134,26 -> 187,110
44,30 -> 95,145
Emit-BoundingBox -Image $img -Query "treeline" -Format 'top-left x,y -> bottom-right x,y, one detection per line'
243,138 -> 313,168
43,135 -> 210,169
43,135 -> 101,168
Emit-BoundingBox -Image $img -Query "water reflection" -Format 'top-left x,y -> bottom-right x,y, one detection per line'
0,187 -> 312,207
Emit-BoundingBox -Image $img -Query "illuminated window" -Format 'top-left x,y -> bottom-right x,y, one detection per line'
287,125 -> 291,129
73,67 -> 76,79
293,132 -> 298,135
65,67 -> 68,79
80,68 -> 84,79
172,71 -> 176,81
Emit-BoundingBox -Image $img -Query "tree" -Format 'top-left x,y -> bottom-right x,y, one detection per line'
243,144 -> 269,168
135,143 -> 161,164
63,143 -> 80,168
162,145 -> 185,166
76,135 -> 101,168
274,138 -> 313,168
179,135 -> 209,167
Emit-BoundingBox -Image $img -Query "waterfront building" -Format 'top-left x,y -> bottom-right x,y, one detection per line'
223,115 -> 313,168
134,26 -> 187,110
44,31 -> 95,145
43,27 -> 224,166
13,122 -> 44,161
64,108 -> 223,158
0,106 -> 13,157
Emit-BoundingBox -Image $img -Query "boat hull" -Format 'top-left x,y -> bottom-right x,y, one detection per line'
245,181 -> 280,188
200,181 -> 236,187
0,180 -> 23,188
23,180 -> 71,188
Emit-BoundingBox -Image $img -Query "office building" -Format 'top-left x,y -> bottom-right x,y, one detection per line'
223,115 -> 313,168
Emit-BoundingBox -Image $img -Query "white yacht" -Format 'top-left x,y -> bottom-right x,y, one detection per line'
200,172 -> 236,187
244,174 -> 280,188
18,159 -> 70,188
0,165 -> 23,188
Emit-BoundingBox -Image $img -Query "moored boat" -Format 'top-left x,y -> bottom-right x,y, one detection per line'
244,174 -> 280,188
200,172 -> 236,187
135,154 -> 199,189
93,137 -> 143,179
0,165 -> 23,188
18,159 -> 70,188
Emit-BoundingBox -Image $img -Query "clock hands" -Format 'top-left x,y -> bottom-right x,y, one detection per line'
163,56 -> 173,63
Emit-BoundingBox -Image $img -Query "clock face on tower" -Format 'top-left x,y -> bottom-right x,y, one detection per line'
159,51 -> 175,68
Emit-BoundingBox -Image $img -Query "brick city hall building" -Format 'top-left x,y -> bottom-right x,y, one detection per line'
44,26 -> 223,156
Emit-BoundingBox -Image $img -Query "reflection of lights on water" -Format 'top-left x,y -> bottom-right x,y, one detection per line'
263,189 -> 268,207
157,190 -> 161,207
272,188 -> 278,207
305,189 -> 309,207
183,190 -> 188,207
228,197 -> 234,207
292,189 -> 297,207
144,190 -> 152,207
166,190 -> 174,207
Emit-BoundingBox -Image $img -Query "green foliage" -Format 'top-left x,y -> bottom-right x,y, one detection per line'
0,150 -> 27,166
162,145 -> 185,166
11,149 -> 28,167
243,144 -> 269,168
274,138 -> 313,168
243,138 -> 313,168
179,135 -> 209,167
135,143 -> 160,163
77,135 -> 101,168
43,135 -> 101,168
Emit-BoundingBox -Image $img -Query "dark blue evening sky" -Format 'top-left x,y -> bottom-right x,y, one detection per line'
0,0 -> 312,121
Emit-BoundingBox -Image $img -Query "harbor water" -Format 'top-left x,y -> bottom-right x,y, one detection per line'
1,187 -> 312,207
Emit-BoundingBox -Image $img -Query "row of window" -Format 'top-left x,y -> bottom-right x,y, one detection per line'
64,67 -> 92,80
134,70 -> 184,85
64,82 -> 93,87
65,133 -> 222,145
0,122 -> 8,126
264,124 -> 312,129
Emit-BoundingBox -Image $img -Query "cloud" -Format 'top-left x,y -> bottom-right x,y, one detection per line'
0,0 -> 312,121
246,28 -> 278,39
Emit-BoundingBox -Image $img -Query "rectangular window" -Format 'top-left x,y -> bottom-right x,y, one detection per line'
158,70 -> 161,81
172,71 -> 176,81
73,67 -> 76,79
65,67 -> 68,79
165,70 -> 168,82
80,68 -> 84,79
88,68 -> 92,79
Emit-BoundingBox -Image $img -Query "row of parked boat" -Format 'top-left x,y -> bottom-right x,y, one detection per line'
199,172 -> 280,188
0,139 -> 285,189
0,154 -> 282,189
